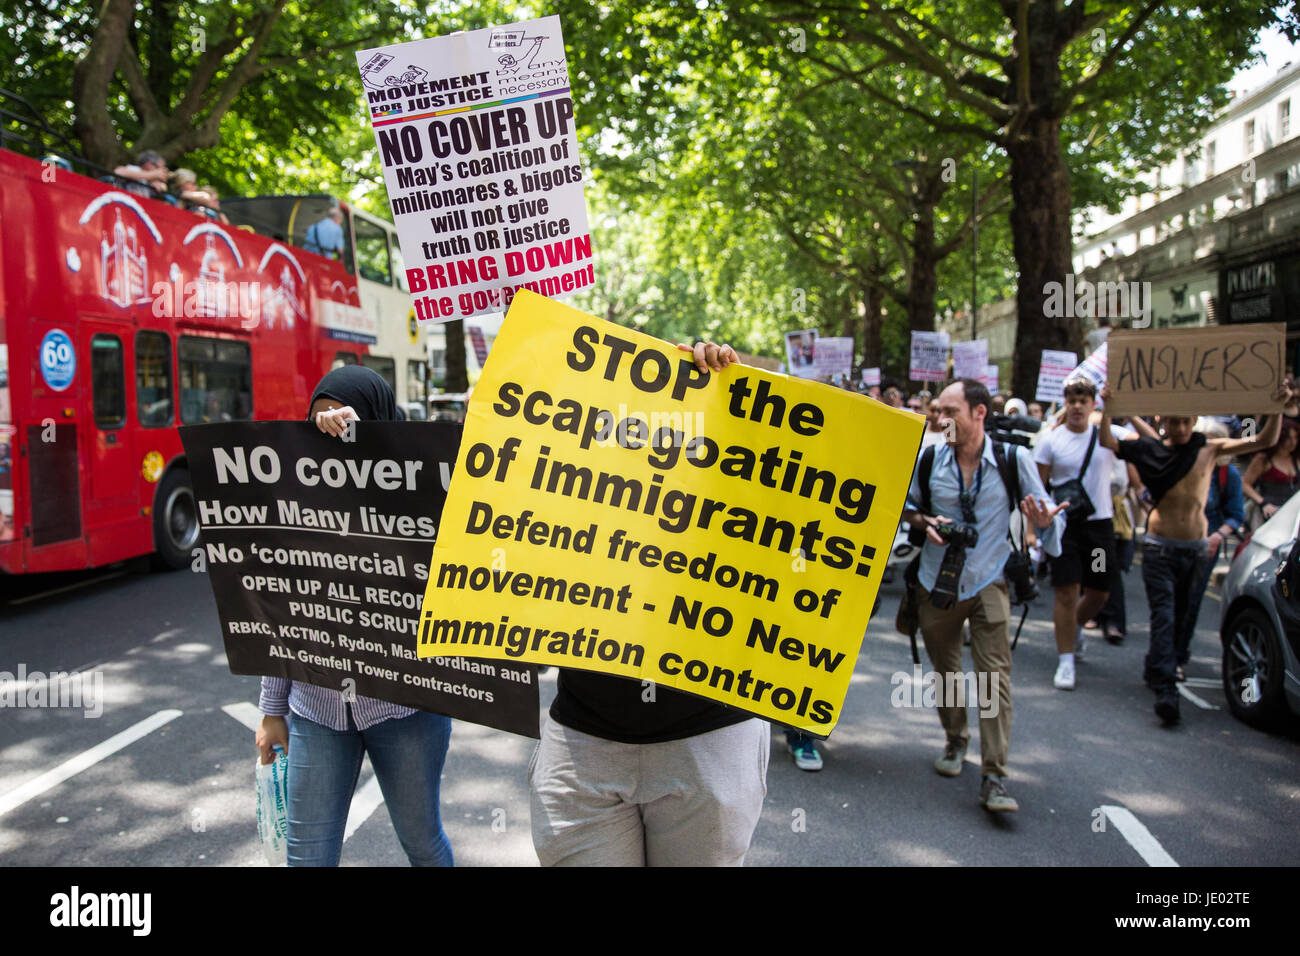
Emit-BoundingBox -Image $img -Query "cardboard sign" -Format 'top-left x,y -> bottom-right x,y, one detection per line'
416,291 -> 923,735
356,16 -> 594,322
1035,349 -> 1079,404
952,339 -> 988,380
980,364 -> 999,393
180,421 -> 541,738
909,331 -> 949,382
861,367 -> 881,387
1106,323 -> 1286,416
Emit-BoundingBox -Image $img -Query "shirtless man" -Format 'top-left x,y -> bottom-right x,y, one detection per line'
1099,378 -> 1298,724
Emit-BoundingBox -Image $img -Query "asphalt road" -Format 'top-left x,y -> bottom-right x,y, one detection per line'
1,554 -> 1297,866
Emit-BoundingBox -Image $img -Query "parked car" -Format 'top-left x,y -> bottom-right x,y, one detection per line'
428,392 -> 469,423
1219,489 -> 1300,731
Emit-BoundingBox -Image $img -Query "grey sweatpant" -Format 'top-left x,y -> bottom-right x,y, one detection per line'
529,717 -> 770,867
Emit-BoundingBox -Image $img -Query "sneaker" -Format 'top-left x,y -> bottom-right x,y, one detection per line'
789,742 -> 823,772
933,740 -> 966,777
1155,693 -> 1181,726
1105,628 -> 1125,645
980,775 -> 1020,812
1053,658 -> 1076,690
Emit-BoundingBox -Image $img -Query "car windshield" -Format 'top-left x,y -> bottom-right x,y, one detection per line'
1254,490 -> 1300,550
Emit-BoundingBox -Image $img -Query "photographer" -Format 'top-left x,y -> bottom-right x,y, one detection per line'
902,379 -> 1066,813
1033,378 -> 1133,691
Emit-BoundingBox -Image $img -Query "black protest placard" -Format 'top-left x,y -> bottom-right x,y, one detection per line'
180,421 -> 540,738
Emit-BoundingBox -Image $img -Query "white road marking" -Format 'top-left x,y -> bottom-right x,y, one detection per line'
1177,684 -> 1218,710
221,702 -> 263,731
1101,805 -> 1179,867
0,709 -> 183,818
1180,677 -> 1222,690
343,776 -> 385,841
223,702 -> 384,843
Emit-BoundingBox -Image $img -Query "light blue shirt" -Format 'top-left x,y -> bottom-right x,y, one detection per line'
905,436 -> 1064,601
305,216 -> 344,257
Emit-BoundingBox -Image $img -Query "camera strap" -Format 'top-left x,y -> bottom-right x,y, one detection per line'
919,440 -> 1019,519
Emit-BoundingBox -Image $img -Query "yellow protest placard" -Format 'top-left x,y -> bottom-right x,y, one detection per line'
417,291 -> 923,734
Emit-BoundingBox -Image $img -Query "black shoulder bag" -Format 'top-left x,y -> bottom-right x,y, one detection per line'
1050,426 -> 1098,520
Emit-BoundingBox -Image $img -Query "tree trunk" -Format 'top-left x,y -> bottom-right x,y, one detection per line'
1006,112 -> 1077,399
445,320 -> 469,392
839,294 -> 860,366
71,0 -> 134,168
861,284 -> 883,368
906,199 -> 939,335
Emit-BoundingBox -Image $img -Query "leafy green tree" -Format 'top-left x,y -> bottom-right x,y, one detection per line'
762,0 -> 1282,396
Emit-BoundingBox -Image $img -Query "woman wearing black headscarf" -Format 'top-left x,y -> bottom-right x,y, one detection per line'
254,366 -> 453,866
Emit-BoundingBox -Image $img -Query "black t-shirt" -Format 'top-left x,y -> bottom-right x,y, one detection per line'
550,669 -> 750,744
1116,432 -> 1206,507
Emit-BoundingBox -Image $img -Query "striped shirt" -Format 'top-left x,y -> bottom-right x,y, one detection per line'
259,676 -> 414,731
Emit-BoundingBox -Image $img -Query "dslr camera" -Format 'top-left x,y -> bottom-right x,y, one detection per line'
1003,548 -> 1039,605
987,412 -> 1042,448
929,522 -> 979,610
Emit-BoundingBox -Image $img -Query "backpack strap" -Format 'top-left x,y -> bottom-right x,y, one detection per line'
991,441 -> 1021,514
919,443 -> 936,516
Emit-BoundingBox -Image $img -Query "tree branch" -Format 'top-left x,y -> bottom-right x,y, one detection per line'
842,9 -> 1015,122
1058,0 -> 1163,113
805,52 -> 1007,143
877,5 -> 1005,65
117,37 -> 163,129
71,0 -> 134,165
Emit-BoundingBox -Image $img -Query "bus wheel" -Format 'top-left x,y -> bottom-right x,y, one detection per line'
152,467 -> 200,571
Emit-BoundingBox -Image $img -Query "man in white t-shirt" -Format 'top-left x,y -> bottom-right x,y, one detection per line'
1034,377 -> 1132,690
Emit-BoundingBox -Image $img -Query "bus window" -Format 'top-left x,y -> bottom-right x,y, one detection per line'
361,354 -> 396,395
332,351 -> 358,370
391,231 -> 407,291
91,334 -> 126,429
178,336 -> 252,424
354,216 -> 391,285
407,359 -> 427,405
136,331 -> 173,427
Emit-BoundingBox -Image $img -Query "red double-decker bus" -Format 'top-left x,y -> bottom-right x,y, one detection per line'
0,93 -> 407,574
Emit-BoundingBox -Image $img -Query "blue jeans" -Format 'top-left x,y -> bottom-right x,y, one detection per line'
785,729 -> 814,750
286,709 -> 453,867
1140,536 -> 1211,695
1178,539 -> 1221,667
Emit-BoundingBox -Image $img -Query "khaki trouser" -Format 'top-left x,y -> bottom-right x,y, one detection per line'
917,580 -> 1013,778
529,717 -> 770,867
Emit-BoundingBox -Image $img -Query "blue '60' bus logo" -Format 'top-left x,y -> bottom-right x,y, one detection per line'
40,330 -> 76,391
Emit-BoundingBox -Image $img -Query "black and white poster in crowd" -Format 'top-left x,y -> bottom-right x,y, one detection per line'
180,421 -> 540,738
